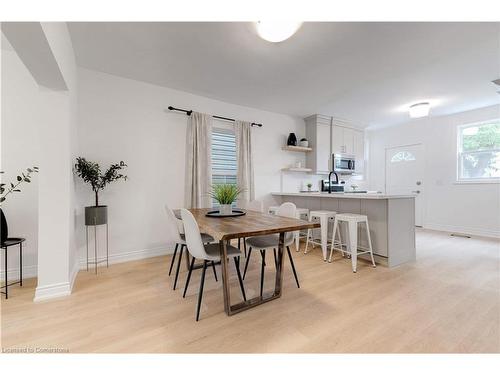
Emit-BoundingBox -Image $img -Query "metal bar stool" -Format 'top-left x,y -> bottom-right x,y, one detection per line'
269,206 -> 309,252
329,213 -> 376,272
1,238 -> 25,299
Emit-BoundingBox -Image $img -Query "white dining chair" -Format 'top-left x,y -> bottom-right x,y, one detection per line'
237,200 -> 264,257
180,209 -> 246,321
243,202 -> 300,296
164,205 -> 215,290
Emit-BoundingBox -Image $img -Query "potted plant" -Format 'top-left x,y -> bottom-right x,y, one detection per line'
0,167 -> 39,244
209,184 -> 244,215
306,183 -> 313,191
74,157 -> 127,226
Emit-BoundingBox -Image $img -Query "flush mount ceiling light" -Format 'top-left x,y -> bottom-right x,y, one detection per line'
409,102 -> 430,118
256,21 -> 302,43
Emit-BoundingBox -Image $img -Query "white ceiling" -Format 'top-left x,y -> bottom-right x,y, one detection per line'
68,22 -> 500,128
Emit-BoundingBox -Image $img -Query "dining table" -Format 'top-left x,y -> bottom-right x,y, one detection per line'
182,208 -> 320,316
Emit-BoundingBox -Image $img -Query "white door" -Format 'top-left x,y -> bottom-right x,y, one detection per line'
385,144 -> 424,226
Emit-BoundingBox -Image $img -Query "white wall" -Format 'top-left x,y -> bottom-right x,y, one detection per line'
367,104 -> 500,238
1,23 -> 80,301
1,46 -> 40,279
76,68 -> 307,262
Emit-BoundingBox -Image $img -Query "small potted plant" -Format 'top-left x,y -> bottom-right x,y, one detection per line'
209,184 -> 244,215
0,167 -> 39,244
306,183 -> 313,192
74,157 -> 127,226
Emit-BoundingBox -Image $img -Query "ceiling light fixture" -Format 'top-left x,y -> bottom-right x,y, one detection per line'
409,102 -> 430,118
256,21 -> 302,43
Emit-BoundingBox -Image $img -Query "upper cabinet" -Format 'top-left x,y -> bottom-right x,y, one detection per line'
305,115 -> 366,176
305,115 -> 331,175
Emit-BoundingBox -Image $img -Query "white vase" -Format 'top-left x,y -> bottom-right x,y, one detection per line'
219,204 -> 233,215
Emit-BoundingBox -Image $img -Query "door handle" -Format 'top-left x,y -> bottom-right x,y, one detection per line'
412,190 -> 421,194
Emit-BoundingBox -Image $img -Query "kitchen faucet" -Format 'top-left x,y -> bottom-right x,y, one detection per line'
328,171 -> 339,194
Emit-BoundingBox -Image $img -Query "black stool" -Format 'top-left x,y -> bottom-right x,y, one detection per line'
1,238 -> 25,299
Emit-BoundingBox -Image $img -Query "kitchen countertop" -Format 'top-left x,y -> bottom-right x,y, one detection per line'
271,192 -> 415,199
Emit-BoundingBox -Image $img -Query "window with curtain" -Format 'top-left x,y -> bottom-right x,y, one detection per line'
211,127 -> 237,204
457,120 -> 500,181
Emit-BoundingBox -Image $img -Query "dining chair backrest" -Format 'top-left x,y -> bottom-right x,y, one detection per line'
245,200 -> 264,213
276,202 -> 297,219
277,202 -> 297,245
180,208 -> 210,260
164,204 -> 183,243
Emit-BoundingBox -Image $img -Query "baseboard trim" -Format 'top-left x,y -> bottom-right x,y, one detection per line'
69,259 -> 80,291
78,245 -> 173,270
34,281 -> 72,302
0,264 -> 37,280
424,223 -> 500,239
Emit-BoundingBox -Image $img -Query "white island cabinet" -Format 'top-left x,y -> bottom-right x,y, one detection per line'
271,192 -> 416,267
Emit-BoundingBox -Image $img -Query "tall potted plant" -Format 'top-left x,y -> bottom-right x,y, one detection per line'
74,157 -> 127,226
0,167 -> 39,244
209,184 -> 244,215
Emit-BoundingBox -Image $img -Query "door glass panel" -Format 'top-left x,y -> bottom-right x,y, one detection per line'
390,151 -> 416,163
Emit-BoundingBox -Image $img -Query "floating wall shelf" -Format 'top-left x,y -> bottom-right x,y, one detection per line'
281,167 -> 312,173
281,145 -> 313,152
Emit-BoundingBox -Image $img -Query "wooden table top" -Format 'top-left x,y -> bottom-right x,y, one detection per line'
187,208 -> 320,241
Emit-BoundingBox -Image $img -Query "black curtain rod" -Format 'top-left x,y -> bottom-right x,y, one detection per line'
167,106 -> 263,127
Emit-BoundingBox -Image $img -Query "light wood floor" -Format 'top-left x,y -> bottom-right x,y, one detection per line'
1,229 -> 499,353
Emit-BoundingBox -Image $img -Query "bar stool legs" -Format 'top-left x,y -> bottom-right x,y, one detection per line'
329,214 -> 376,272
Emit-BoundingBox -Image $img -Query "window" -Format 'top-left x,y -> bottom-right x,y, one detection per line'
457,120 -> 500,181
390,151 -> 416,163
211,127 -> 237,204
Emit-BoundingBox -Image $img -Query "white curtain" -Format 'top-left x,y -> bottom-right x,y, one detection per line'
235,120 -> 255,206
185,112 -> 212,208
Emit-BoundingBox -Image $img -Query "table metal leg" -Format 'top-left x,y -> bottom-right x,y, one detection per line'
19,242 -> 23,287
220,240 -> 230,315
223,232 -> 286,316
274,232 -> 285,297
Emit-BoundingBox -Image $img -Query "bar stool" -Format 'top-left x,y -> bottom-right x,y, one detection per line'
328,213 -> 376,273
269,206 -> 309,252
268,206 -> 279,214
304,210 -> 342,261
294,208 -> 309,252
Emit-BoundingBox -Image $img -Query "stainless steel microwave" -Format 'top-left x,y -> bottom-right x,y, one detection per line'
333,154 -> 355,174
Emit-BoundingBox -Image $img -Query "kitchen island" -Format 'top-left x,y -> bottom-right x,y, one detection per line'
271,192 -> 416,267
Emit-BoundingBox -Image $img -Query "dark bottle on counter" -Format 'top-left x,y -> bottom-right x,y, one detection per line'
287,133 -> 297,146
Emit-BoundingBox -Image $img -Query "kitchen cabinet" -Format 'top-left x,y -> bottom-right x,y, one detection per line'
305,114 -> 365,176
331,122 -> 365,174
331,125 -> 344,154
305,115 -> 331,174
354,130 -> 365,174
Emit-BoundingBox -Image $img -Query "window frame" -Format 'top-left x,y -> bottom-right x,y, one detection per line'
210,123 -> 238,205
456,119 -> 500,184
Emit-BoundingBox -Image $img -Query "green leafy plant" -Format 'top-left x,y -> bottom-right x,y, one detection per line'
306,183 -> 313,189
208,184 -> 244,205
74,157 -> 127,206
0,166 -> 39,204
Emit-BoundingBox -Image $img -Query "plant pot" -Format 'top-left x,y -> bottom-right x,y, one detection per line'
219,204 -> 232,215
1,208 -> 8,244
287,133 -> 297,146
299,140 -> 309,147
85,205 -> 108,226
